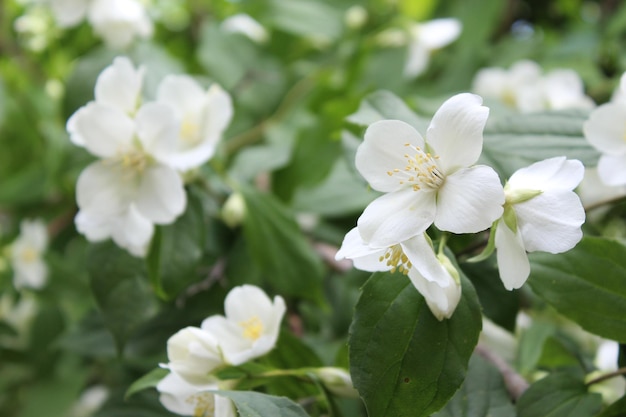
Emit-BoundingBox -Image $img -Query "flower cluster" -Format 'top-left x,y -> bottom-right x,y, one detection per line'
337,93 -> 585,319
67,56 -> 233,256
472,60 -> 595,112
44,0 -> 153,49
157,285 -> 286,417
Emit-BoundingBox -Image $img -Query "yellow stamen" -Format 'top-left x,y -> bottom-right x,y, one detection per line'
239,316 -> 264,341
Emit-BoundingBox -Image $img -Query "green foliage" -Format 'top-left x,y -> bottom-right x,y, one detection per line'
215,390 -> 311,417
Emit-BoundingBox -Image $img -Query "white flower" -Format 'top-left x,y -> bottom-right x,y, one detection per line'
221,13 -> 268,43
494,157 -> 585,290
156,75 -> 233,171
47,0 -> 89,28
542,69 -> 595,110
165,326 -> 223,385
404,18 -> 461,78
355,93 -> 504,247
0,293 -> 37,348
336,229 -> 462,320
584,75 -> 626,186
314,367 -> 358,398
68,58 -> 187,256
157,372 -> 236,417
201,285 -> 286,365
577,167 -> 626,211
10,219 -> 48,289
69,385 -> 109,417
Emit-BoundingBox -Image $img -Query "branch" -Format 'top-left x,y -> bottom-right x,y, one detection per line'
586,366 -> 626,386
475,343 -> 529,401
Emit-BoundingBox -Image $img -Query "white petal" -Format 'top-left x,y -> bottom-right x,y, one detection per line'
75,210 -> 112,242
426,93 -> 489,173
76,161 -> 134,217
355,120 -> 426,193
414,18 -> 462,50
157,373 -> 221,416
135,102 -> 178,161
597,153 -> 626,187
357,187 -> 436,247
66,106 -> 88,146
583,102 -> 626,155
577,167 -> 626,207
515,192 -> 584,253
19,219 -> 48,251
71,102 -> 135,158
403,41 -> 430,78
507,157 -> 584,192
472,68 -> 508,99
110,206 -> 154,257
400,234 -> 450,287
134,163 -> 186,224
95,56 -> 143,114
495,219 -> 530,290
407,268 -> 461,320
335,228 -> 389,272
223,285 -> 275,323
156,74 -> 206,117
13,259 -> 47,290
49,0 -> 88,27
435,165 -> 504,233
543,69 -> 594,110
88,0 -> 153,48
221,13 -> 269,43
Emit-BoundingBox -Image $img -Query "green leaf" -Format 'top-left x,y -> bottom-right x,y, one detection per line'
516,322 -> 556,375
482,110 -> 600,178
528,237 -> 626,343
88,241 -> 157,354
347,90 -> 430,132
265,0 -> 343,40
517,373 -> 602,417
431,354 -> 516,417
126,368 -> 169,400
596,394 -> 626,417
214,390 -> 311,417
239,186 -> 324,301
146,187 -> 206,299
349,270 -> 482,417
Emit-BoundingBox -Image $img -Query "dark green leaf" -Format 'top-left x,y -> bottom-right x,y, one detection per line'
126,368 -> 169,400
88,241 -> 157,354
214,390 -> 310,417
517,373 -> 602,417
265,0 -> 343,40
596,394 -> 626,417
431,354 -> 516,417
528,237 -> 626,343
349,270 -> 482,417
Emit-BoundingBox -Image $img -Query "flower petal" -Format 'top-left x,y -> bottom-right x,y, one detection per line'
597,153 -> 626,187
403,41 -> 430,78
415,18 -> 462,50
75,210 -> 112,242
426,93 -> 489,173
110,206 -> 154,257
135,102 -> 178,161
401,234 -> 450,287
156,74 -> 206,116
507,157 -> 584,192
435,165 -> 504,233
335,227 -> 389,272
515,192 -> 584,253
583,102 -> 626,155
495,219 -> 530,290
71,102 -> 135,158
355,120 -> 426,193
407,268 -> 461,320
94,56 -> 143,114
76,161 -> 134,217
133,163 -> 186,224
357,187 -> 436,247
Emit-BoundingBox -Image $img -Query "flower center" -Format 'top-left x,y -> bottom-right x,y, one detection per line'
117,147 -> 151,175
387,144 -> 444,191
19,247 -> 38,263
239,316 -> 264,341
180,114 -> 201,146
379,245 -> 412,275
187,392 -> 215,417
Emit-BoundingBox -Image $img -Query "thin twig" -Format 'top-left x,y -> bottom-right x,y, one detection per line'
475,343 -> 529,401
586,366 -> 626,386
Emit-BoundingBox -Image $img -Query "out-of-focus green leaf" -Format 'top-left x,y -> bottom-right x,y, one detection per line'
265,0 -> 343,40
94,390 -> 174,417
516,322 -> 556,375
214,390 -> 311,417
482,110 -> 599,178
147,187 -> 206,300
399,0 -> 437,20
431,354 -> 515,417
239,185 -> 324,302
126,368 -> 169,400
517,372 -> 602,417
349,269 -> 482,417
129,41 -> 184,98
347,90 -> 430,132
88,241 -> 157,354
529,237 -> 626,343
596,394 -> 626,417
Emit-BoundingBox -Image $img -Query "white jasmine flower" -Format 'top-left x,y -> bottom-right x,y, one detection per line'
404,18 -> 461,78
47,0 -> 88,28
355,93 -> 504,247
156,75 -> 233,171
542,69 -> 595,110
10,219 -> 48,289
336,229 -> 462,320
157,372 -> 235,417
69,385 -> 109,417
201,285 -> 286,365
0,293 -> 37,348
221,13 -> 268,43
577,168 -> 626,211
495,157 -> 585,290
584,75 -> 626,186
165,326 -> 223,385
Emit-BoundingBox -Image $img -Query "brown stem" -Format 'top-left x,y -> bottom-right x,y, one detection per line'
586,366 -> 626,386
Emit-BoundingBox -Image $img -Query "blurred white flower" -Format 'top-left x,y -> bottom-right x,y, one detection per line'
46,0 -> 153,48
495,157 -> 585,290
0,293 -> 37,348
157,372 -> 236,417
588,340 -> 626,404
201,285 -> 286,365
354,93 -> 503,248
577,168 -> 626,213
584,73 -> 626,187
315,367 -> 359,398
69,385 -> 109,417
156,75 -> 233,171
10,218 -> 48,289
68,57 -> 186,257
473,60 -> 594,112
221,13 -> 268,43
165,326 -> 223,385
336,229 -> 461,320
404,18 -> 461,79
344,5 -> 368,30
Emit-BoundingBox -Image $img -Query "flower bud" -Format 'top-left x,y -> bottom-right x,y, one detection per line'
315,367 -> 359,398
222,192 -> 246,228
344,6 -> 368,30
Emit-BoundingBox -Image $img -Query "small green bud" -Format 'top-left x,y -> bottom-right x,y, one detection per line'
221,193 -> 246,228
505,187 -> 543,205
436,253 -> 460,285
